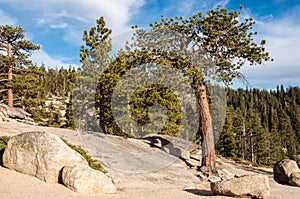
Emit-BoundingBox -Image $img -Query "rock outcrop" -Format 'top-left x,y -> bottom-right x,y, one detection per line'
62,164 -> 116,194
3,131 -> 88,183
274,159 -> 300,186
0,104 -> 36,125
289,172 -> 300,186
142,134 -> 201,166
211,174 -> 270,199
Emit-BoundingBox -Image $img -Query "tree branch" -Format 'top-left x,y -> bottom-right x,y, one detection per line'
0,79 -> 10,82
0,89 -> 8,93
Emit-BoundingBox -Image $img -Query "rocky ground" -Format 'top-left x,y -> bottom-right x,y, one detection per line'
1,120 -> 300,199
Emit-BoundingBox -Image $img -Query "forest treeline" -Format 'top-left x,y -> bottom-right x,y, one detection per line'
1,65 -> 299,166
217,85 -> 300,166
0,65 -> 76,127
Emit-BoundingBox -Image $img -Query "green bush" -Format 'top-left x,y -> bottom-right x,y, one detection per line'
61,138 -> 106,173
0,136 -> 10,166
0,136 -> 10,151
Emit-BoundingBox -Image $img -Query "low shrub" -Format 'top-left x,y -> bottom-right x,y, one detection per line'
61,138 -> 106,173
0,136 -> 10,151
0,136 -> 10,166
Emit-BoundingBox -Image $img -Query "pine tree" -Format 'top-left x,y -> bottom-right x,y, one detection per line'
64,66 -> 77,129
64,94 -> 75,129
129,5 -> 272,172
216,107 -> 238,158
224,86 -> 300,165
130,85 -> 181,137
0,25 -> 39,107
278,109 -> 298,160
75,17 -> 112,132
269,104 -> 284,163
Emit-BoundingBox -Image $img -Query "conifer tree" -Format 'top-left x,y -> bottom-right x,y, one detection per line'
14,65 -> 45,110
64,66 -> 77,129
130,85 -> 181,137
216,107 -> 238,158
130,6 -> 272,172
75,17 -> 112,131
222,86 -> 299,165
0,25 -> 39,107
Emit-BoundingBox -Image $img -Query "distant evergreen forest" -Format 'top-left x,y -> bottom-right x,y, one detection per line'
217,85 -> 300,166
0,65 -> 77,127
0,65 -> 299,166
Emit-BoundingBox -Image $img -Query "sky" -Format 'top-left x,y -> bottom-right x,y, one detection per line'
0,0 -> 299,89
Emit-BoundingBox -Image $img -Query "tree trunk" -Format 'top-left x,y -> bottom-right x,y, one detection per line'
250,131 -> 255,164
197,83 -> 216,173
21,95 -> 25,110
7,42 -> 13,107
127,94 -> 134,137
98,84 -> 106,133
242,120 -> 246,160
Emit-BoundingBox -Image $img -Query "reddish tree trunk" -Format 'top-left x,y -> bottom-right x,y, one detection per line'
197,83 -> 216,173
7,42 -> 13,107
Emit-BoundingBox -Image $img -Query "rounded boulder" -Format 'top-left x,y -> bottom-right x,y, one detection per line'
3,131 -> 88,183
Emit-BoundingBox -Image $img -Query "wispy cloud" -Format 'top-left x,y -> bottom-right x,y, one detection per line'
237,11 -> 300,88
162,0 -> 231,17
1,0 -> 145,67
5,0 -> 144,31
178,0 -> 195,15
2,0 -> 145,43
214,0 -> 230,8
37,17 -> 68,29
31,49 -> 78,69
0,9 -> 17,25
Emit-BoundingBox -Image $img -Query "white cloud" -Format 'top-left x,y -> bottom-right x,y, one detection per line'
236,15 -> 300,88
31,49 -> 78,69
62,29 -> 83,47
1,0 -> 145,44
177,0 -> 195,15
37,13 -> 69,29
49,23 -> 68,29
0,9 -> 17,25
214,0 -> 230,7
1,0 -> 146,70
163,0 -> 231,17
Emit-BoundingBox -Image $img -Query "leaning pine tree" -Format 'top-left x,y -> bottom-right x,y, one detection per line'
0,25 -> 39,107
130,6 -> 272,172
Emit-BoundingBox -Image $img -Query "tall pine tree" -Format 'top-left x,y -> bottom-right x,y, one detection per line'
0,25 -> 39,107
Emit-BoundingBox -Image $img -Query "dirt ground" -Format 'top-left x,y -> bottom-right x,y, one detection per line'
1,120 -> 300,199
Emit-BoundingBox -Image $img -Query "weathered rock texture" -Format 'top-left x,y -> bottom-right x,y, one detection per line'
3,131 -> 88,183
62,164 -> 116,194
211,174 -> 270,199
142,134 -> 201,166
289,172 -> 300,186
274,159 -> 300,186
0,104 -> 36,125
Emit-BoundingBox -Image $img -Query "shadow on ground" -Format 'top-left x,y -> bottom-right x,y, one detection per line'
219,157 -> 273,176
184,189 -> 214,196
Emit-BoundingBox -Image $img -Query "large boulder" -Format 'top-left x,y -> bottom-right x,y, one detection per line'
211,174 -> 270,199
62,164 -> 117,194
3,131 -> 88,183
273,159 -> 299,185
289,172 -> 300,186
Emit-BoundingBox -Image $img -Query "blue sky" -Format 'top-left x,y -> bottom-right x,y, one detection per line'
0,0 -> 299,89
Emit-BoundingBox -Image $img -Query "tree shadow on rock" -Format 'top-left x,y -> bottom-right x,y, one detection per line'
0,148 -> 5,166
184,189 -> 214,196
